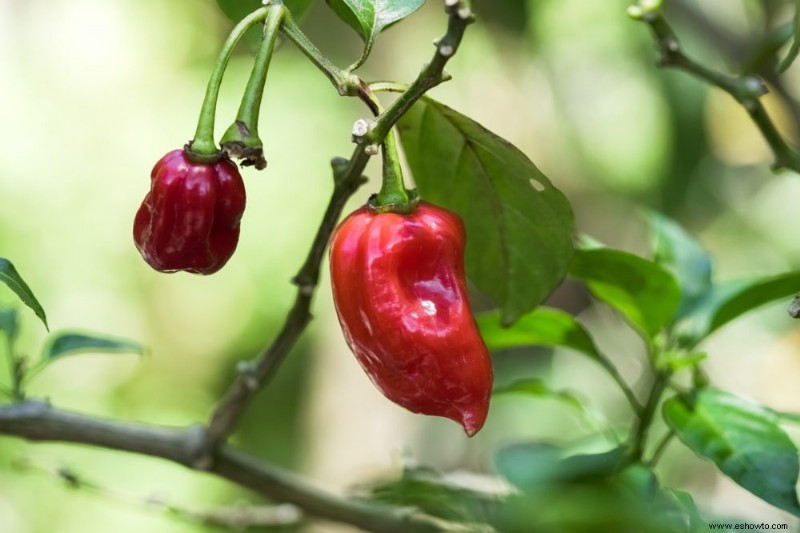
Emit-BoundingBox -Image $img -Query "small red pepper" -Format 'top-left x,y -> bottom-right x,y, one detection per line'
329,201 -> 493,436
133,149 -> 246,274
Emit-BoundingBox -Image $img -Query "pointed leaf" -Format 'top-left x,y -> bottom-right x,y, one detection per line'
569,249 -> 681,338
477,308 -> 601,361
676,271 -> 800,347
0,258 -> 47,330
398,98 -> 574,325
648,211 -> 713,319
326,0 -> 424,67
662,489 -> 706,532
575,233 -> 605,250
43,332 -> 146,363
493,442 -> 562,491
495,443 -> 627,492
663,389 -> 800,516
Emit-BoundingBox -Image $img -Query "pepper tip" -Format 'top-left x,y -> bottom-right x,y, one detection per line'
459,407 -> 487,437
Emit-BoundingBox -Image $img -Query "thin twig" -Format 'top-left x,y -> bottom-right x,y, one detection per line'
630,371 -> 671,461
667,0 -> 800,137
646,429 -> 675,468
595,354 -> 644,416
366,2 -> 473,144
630,1 -> 800,173
0,400 -> 450,532
280,11 -> 378,114
201,0 -> 477,456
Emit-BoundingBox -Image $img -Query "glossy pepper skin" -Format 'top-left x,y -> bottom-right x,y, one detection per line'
133,149 -> 246,274
329,201 -> 493,436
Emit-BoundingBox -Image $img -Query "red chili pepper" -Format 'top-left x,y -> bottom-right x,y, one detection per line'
329,201 -> 493,436
133,149 -> 246,275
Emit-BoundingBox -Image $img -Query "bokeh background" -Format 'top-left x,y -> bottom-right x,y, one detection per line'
1,0 -> 800,530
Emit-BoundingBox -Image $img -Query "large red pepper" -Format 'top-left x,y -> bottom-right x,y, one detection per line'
329,201 -> 493,436
133,149 -> 246,274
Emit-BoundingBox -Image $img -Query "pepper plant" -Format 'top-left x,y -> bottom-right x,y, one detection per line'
1,0 -> 800,531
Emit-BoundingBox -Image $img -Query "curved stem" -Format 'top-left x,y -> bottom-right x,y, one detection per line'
220,4 -> 286,169
352,90 -> 415,211
188,7 -> 270,160
631,371 -> 671,461
596,354 -> 643,416
3,334 -> 14,394
280,13 -> 379,115
371,127 -> 417,213
280,13 -> 359,96
3,334 -> 22,401
234,6 -> 285,128
630,1 -> 800,173
365,3 -> 471,144
647,429 -> 675,467
369,81 -> 410,94
21,359 -> 46,383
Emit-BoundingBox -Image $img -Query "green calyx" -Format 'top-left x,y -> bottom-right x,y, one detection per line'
220,3 -> 286,171
368,189 -> 420,215
220,121 -> 267,170
370,128 -> 420,214
183,141 -> 222,164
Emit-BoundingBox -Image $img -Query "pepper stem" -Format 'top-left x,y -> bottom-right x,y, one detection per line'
220,3 -> 286,170
371,129 -> 419,214
186,6 -> 271,163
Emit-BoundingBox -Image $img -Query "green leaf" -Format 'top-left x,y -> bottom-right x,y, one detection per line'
0,258 -> 47,331
361,465 -> 502,523
676,271 -> 800,347
779,0 -> 800,72
615,464 -> 658,500
493,378 -> 585,412
575,233 -> 605,250
663,389 -> 800,516
0,308 -> 19,343
493,443 -> 563,491
569,249 -> 681,338
494,443 -> 627,492
42,332 -> 146,363
326,0 -> 424,68
647,211 -> 712,319
398,98 -> 575,325
659,350 -> 707,372
662,489 -> 706,532
216,0 -> 316,48
477,308 -> 600,361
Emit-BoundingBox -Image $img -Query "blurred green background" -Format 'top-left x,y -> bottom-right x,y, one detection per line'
1,0 -> 800,530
